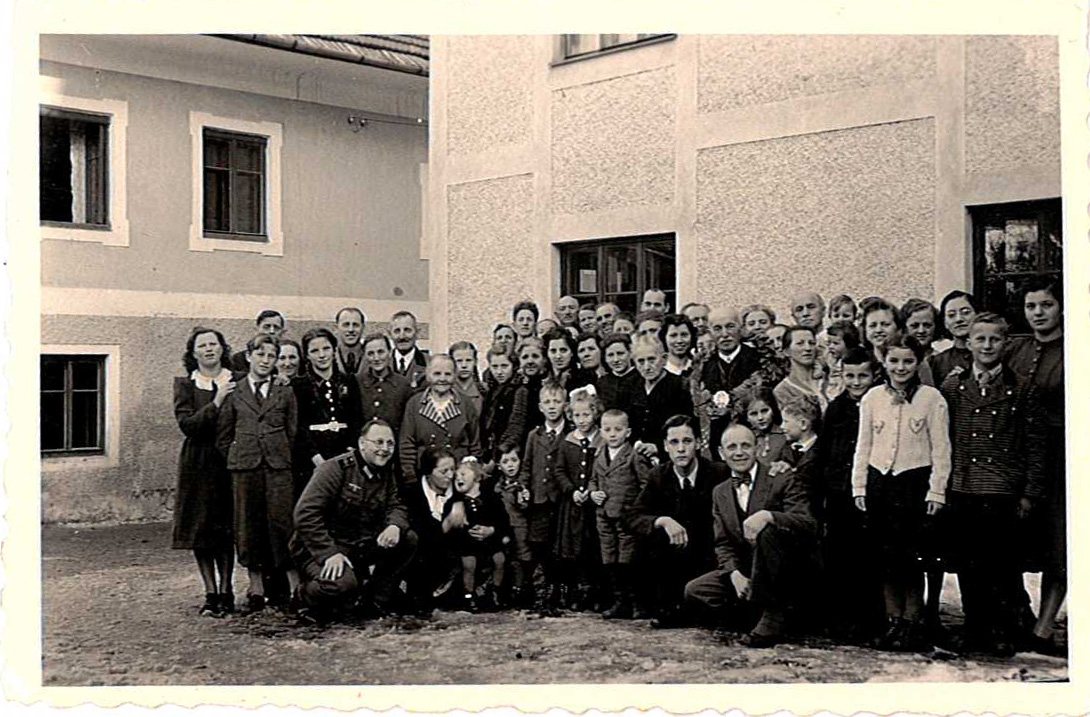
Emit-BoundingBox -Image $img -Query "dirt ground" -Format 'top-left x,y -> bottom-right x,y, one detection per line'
42,522 -> 1068,686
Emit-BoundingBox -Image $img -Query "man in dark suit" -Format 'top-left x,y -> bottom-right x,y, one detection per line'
625,414 -> 727,627
291,419 -> 417,624
229,309 -> 285,372
685,423 -> 818,647
389,310 -> 429,390
701,308 -> 762,451
629,335 -> 694,459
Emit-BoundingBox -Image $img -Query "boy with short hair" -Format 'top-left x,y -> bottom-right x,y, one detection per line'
780,395 -> 822,515
518,381 -> 570,612
588,409 -> 651,618
940,313 -> 1048,655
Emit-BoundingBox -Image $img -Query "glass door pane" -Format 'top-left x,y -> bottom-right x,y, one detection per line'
603,245 -> 638,294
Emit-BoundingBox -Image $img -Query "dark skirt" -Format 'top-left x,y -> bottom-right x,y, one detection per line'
553,494 -> 599,561
1022,427 -> 1067,574
865,465 -> 931,578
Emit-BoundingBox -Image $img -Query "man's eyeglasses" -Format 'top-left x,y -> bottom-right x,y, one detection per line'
363,438 -> 396,448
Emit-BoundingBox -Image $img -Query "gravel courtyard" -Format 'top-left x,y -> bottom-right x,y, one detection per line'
42,522 -> 1068,686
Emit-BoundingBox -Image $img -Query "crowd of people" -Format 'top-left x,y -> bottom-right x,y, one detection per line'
171,278 -> 1066,658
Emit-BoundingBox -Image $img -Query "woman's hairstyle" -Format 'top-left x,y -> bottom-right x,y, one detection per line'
857,296 -> 883,319
1022,275 -> 1063,309
575,331 -> 602,350
657,313 -> 696,354
542,328 -> 578,361
826,320 -> 862,350
512,299 -> 540,322
300,327 -> 338,372
741,303 -> 777,326
829,294 -> 857,318
739,386 -> 783,429
862,298 -> 905,332
419,446 -> 457,478
486,342 -> 518,366
600,332 -> 632,352
492,322 -> 517,338
183,326 -> 231,373
448,340 -> 478,359
883,334 -> 926,361
247,332 -> 282,354
515,335 -> 545,355
612,311 -> 635,326
426,352 -> 455,370
361,331 -> 393,353
900,298 -> 938,325
634,309 -> 665,328
456,458 -> 485,484
278,337 -> 302,358
780,324 -> 816,353
937,290 -> 977,339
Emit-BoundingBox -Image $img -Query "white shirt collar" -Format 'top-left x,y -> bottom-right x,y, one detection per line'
718,345 -> 742,364
792,435 -> 817,453
674,461 -> 699,489
973,363 -> 1002,384
544,419 -> 566,435
421,477 -> 453,520
190,367 -> 232,392
247,374 -> 270,395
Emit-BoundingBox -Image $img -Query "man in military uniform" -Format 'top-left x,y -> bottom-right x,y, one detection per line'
291,418 -> 417,623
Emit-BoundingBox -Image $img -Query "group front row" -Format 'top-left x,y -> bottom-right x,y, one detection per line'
174,311 -> 1060,656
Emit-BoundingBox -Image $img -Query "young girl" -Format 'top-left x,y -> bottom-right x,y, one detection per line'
494,441 -> 532,606
738,387 -> 791,467
479,344 -> 528,465
173,327 -> 236,617
443,460 -> 510,612
862,298 -> 902,372
449,340 -> 484,417
216,333 -> 301,614
852,335 -> 951,652
928,290 -> 977,387
553,388 -> 605,611
276,339 -> 302,380
901,298 -> 939,386
543,328 -> 577,388
659,313 -> 696,377
774,326 -> 828,413
824,320 -> 862,401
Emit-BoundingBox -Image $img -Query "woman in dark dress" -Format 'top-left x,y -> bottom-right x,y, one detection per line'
173,326 -> 237,616
928,290 -> 977,387
1007,276 -> 1066,654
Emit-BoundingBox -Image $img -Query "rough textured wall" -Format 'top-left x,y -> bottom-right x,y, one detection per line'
551,67 -> 676,215
40,313 -> 426,523
965,35 -> 1060,177
446,35 -> 536,156
447,175 -> 536,355
697,35 -> 936,113
39,60 -> 428,301
695,119 -> 936,315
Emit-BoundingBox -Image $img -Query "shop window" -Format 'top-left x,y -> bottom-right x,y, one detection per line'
557,34 -> 676,63
970,198 -> 1062,334
41,354 -> 106,455
559,234 -> 676,316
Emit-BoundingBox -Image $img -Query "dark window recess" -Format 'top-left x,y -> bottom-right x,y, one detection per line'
41,355 -> 106,455
39,107 -> 110,227
560,234 -> 676,317
561,34 -> 675,60
203,128 -> 267,240
970,198 -> 1062,335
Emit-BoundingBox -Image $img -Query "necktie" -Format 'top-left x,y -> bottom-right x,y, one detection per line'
399,355 -> 407,374
345,352 -> 357,374
682,477 -> 692,492
254,379 -> 269,404
547,429 -> 558,441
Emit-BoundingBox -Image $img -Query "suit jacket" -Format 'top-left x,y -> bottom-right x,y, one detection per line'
399,390 -> 481,482
216,378 -> 297,470
625,457 -> 727,560
391,347 -> 429,390
700,344 -> 762,396
588,442 -> 652,518
518,422 -> 570,504
711,462 -> 817,576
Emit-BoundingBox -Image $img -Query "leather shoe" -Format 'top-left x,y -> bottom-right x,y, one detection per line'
740,630 -> 781,648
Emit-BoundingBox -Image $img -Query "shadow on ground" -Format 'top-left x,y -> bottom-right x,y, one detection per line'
42,522 -> 1068,686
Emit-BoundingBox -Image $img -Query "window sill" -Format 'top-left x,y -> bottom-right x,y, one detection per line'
189,230 -> 283,257
41,451 -> 118,472
41,219 -> 129,247
550,35 -> 677,68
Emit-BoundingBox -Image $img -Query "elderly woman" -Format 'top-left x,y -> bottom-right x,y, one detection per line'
173,326 -> 237,617
400,354 -> 482,486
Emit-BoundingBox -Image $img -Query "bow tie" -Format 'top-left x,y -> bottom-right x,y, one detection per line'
731,472 -> 752,488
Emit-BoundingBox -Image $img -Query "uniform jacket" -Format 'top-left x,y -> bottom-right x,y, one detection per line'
291,449 -> 410,565
588,441 -> 652,519
357,368 -> 414,432
710,461 -> 817,576
399,390 -> 482,482
625,456 -> 727,559
940,365 -> 1048,499
216,377 -> 297,470
628,372 -> 696,452
480,379 -> 528,460
391,347 -> 429,390
518,421 -> 570,504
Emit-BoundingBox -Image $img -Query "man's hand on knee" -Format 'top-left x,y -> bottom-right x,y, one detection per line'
320,553 -> 352,581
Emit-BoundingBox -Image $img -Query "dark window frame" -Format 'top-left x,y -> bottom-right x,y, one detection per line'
969,198 -> 1062,335
39,105 -> 111,230
40,354 -> 107,456
202,127 -> 268,242
558,233 -> 677,316
553,34 -> 677,66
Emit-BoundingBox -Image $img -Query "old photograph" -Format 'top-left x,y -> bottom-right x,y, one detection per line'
14,7 -> 1085,710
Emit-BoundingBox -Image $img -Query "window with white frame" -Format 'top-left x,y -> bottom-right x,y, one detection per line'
38,92 -> 129,247
41,345 -> 121,470
189,112 -> 283,256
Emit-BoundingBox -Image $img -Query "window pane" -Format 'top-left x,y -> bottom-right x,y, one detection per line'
204,136 -> 230,168
70,392 -> 100,449
565,34 -> 600,57
1042,226 -> 1062,272
234,140 -> 264,172
643,241 -> 676,295
566,249 -> 598,295
40,115 -> 74,223
71,360 -> 101,390
1003,219 -> 1039,273
41,357 -> 65,391
203,169 -> 230,232
233,172 -> 263,234
41,393 -> 66,451
83,121 -> 109,225
603,246 -> 638,293
605,294 -> 638,316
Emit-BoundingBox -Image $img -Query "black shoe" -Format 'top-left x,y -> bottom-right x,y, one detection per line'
632,603 -> 653,620
242,593 -> 266,615
200,593 -> 219,617
1022,633 -> 1065,657
218,592 -> 235,615
602,599 -> 631,620
901,621 -> 934,653
740,630 -> 782,648
874,618 -> 906,651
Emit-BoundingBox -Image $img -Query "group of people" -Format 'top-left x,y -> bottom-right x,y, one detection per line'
172,278 -> 1066,658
